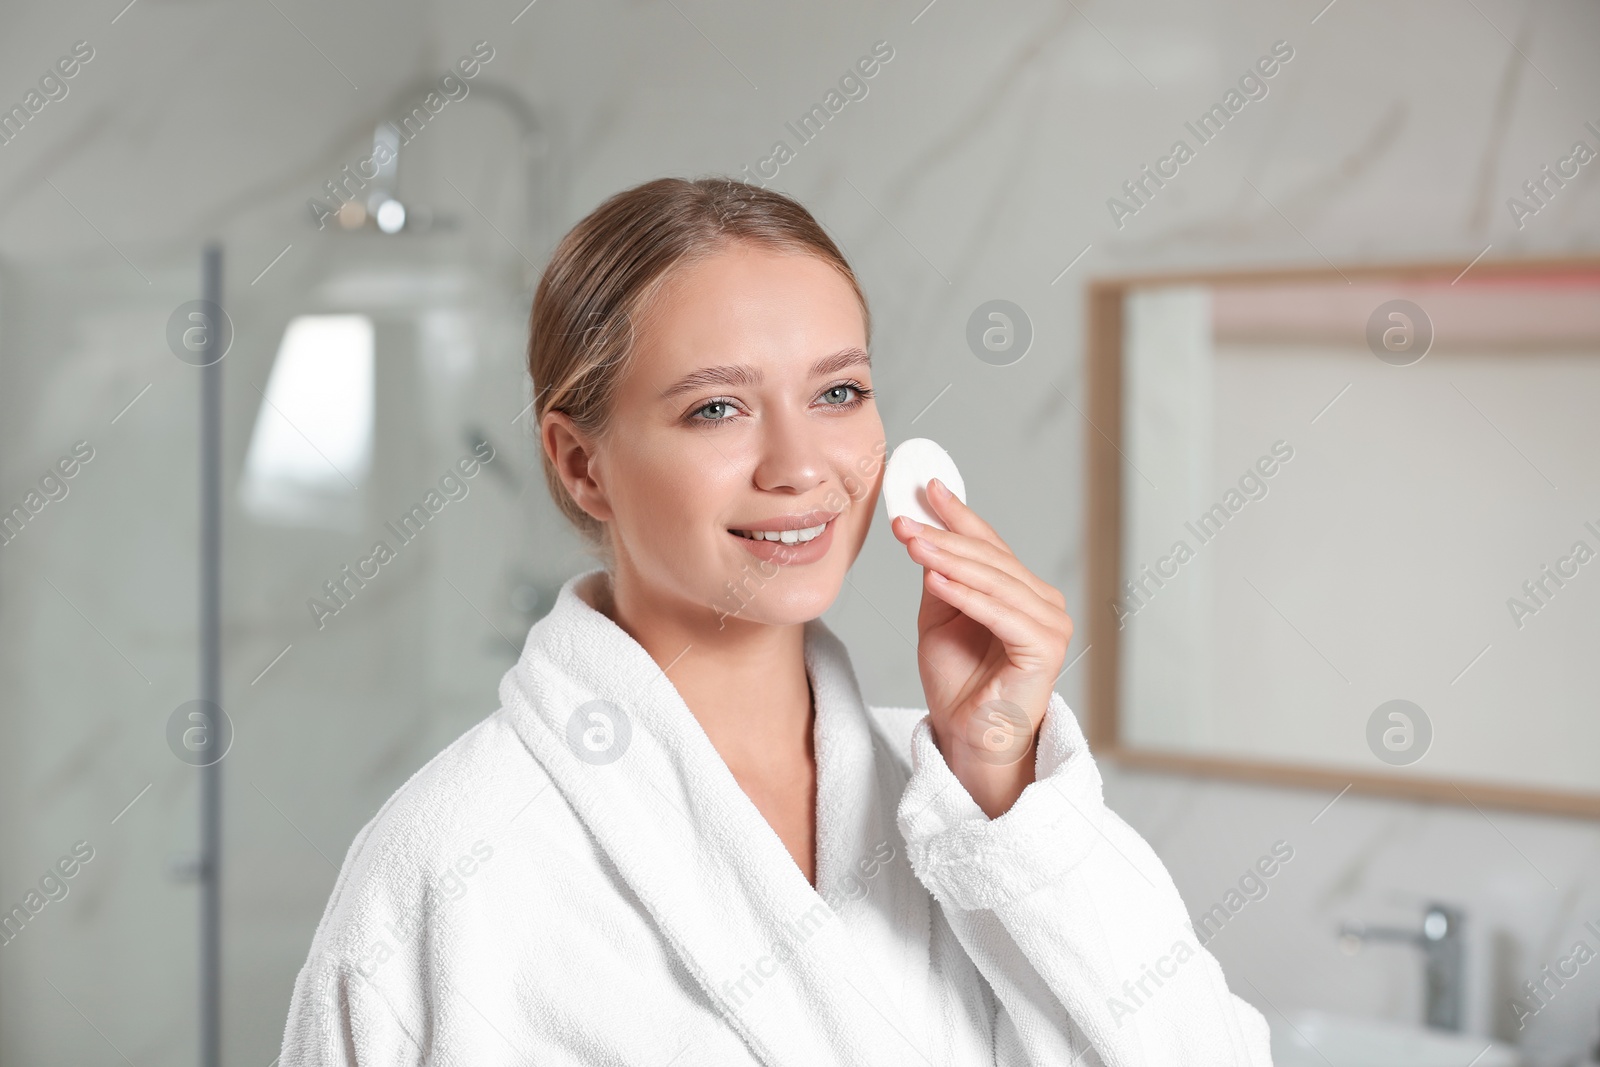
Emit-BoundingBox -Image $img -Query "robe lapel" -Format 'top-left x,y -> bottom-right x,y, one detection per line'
808,611 -> 936,1040
498,570 -> 937,1066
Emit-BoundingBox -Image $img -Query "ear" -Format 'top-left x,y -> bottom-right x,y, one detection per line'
541,410 -> 615,524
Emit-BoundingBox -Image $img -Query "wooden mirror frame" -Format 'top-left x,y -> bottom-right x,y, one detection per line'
1083,257 -> 1600,821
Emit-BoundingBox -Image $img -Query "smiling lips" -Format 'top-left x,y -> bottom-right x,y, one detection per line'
727,510 -> 840,561
731,522 -> 828,544
728,509 -> 839,543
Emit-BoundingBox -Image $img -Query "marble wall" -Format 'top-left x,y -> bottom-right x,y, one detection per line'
1,0 -> 1596,1063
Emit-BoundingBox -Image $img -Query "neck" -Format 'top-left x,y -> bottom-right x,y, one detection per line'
578,568 -> 815,772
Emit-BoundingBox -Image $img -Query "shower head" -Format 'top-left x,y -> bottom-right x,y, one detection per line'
327,123 -> 411,234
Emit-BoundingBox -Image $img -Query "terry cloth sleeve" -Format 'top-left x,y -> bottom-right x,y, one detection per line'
279,931 -> 439,1067
279,952 -> 431,1067
278,813 -> 439,1067
895,691 -> 1274,1067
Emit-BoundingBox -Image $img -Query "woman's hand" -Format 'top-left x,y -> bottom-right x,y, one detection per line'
891,478 -> 1074,819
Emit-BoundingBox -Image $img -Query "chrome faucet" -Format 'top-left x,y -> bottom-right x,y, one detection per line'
1338,902 -> 1464,1031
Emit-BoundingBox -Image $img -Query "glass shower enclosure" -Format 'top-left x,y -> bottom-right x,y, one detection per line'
0,83 -> 579,1064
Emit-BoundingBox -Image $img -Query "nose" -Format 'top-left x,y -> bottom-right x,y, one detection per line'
750,404 -> 827,494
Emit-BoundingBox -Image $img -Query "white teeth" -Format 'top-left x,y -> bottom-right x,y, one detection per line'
733,522 -> 827,544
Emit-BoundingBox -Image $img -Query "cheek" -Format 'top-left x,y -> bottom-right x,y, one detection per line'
829,436 -> 886,550
840,429 -> 887,508
612,431 -> 739,541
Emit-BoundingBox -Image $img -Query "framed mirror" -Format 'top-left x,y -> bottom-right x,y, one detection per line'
1084,259 -> 1600,818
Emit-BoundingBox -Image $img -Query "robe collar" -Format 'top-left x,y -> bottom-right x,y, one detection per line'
498,567 -> 935,1065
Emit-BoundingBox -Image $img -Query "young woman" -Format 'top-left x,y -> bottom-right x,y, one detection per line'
279,177 -> 1273,1065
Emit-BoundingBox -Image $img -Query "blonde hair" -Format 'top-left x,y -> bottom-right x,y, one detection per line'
528,176 -> 871,560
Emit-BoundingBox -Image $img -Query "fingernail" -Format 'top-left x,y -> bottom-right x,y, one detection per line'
929,477 -> 945,495
900,516 -> 922,532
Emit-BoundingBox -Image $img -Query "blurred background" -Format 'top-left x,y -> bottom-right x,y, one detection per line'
0,0 -> 1596,1064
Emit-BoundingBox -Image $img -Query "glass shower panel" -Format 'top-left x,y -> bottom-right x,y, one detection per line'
2,82 -> 564,1067
0,252 -> 209,1064
218,239 -> 568,1064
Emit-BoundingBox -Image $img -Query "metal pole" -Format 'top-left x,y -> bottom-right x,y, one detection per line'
199,242 -> 223,1067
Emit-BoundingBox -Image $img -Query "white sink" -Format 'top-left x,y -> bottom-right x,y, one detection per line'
1270,1010 -> 1521,1067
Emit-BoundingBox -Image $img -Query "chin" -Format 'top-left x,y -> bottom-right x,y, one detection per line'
707,560 -> 845,629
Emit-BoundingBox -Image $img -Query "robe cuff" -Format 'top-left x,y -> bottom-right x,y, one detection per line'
896,691 -> 1108,911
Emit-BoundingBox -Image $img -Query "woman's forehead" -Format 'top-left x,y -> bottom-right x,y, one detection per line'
629,251 -> 868,382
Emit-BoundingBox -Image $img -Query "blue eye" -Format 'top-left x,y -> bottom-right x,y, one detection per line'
821,381 -> 874,407
691,399 -> 739,422
684,381 -> 874,425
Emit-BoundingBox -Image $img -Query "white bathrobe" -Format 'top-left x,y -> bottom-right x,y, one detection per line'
279,567 -> 1274,1066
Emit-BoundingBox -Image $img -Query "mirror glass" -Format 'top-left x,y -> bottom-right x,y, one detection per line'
1118,269 -> 1600,795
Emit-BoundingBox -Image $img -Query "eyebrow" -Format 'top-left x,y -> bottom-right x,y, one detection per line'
658,347 -> 871,402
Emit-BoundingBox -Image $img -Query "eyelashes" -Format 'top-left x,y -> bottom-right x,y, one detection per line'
818,380 -> 875,410
686,380 -> 875,425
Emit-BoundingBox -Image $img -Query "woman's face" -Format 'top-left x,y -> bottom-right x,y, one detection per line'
587,242 -> 885,628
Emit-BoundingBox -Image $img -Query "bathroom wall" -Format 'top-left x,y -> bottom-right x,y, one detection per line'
2,0 -> 1597,1063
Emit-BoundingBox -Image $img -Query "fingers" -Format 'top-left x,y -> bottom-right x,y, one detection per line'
922,566 -> 1069,673
925,477 -> 1012,554
892,493 -> 1066,613
898,517 -> 1065,613
910,535 -> 1070,645
891,477 -> 1073,642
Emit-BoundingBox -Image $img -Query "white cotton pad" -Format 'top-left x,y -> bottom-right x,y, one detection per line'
883,438 -> 966,531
